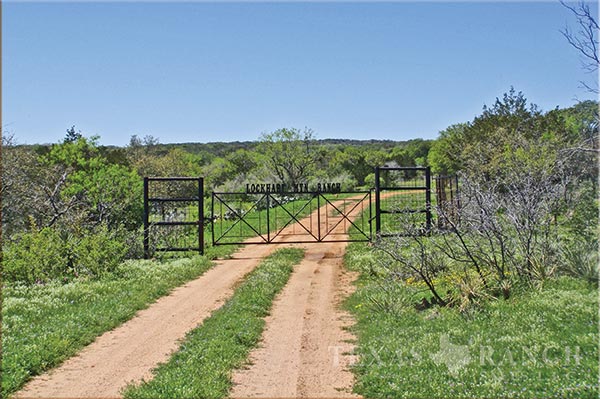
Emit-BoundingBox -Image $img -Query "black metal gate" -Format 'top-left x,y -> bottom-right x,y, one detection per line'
211,191 -> 372,245
143,177 -> 204,258
374,166 -> 432,236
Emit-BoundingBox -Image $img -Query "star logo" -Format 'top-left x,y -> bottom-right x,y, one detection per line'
430,334 -> 472,376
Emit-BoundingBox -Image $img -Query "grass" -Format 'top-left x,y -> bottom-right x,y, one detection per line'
344,241 -> 599,398
122,247 -> 304,399
0,252 -> 236,397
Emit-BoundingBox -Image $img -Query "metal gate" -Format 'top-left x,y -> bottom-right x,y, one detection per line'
143,177 -> 204,258
374,166 -> 432,236
211,191 -> 372,245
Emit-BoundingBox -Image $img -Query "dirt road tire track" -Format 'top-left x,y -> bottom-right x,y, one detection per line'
15,195 -> 370,398
14,245 -> 278,399
230,199 -> 365,398
230,242 -> 360,398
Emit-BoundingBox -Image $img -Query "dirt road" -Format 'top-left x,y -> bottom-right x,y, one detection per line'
230,197 -> 364,398
15,195 -> 367,398
14,245 -> 278,398
230,240 -> 359,398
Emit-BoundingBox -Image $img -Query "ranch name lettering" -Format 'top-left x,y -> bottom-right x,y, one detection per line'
246,182 -> 341,194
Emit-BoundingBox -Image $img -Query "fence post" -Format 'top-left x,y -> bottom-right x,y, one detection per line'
143,177 -> 150,259
425,167 -> 432,232
198,177 -> 204,255
374,166 -> 381,235
211,192 -> 216,247
368,190 -> 373,240
266,193 -> 271,243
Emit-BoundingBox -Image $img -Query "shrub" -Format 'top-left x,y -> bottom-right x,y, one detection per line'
560,238 -> 599,285
69,225 -> 128,278
3,225 -> 130,284
3,227 -> 66,284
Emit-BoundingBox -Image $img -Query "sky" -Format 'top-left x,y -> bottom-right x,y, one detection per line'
3,1 -> 598,146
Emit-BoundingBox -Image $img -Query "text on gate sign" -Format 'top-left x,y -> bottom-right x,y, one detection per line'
246,182 -> 341,194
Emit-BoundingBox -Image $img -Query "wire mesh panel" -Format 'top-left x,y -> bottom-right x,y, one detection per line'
144,177 -> 204,258
212,192 -> 319,245
375,167 -> 432,236
269,192 -> 320,243
433,175 -> 460,228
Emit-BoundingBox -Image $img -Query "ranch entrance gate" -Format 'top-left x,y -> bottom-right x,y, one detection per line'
143,168 -> 459,256
211,188 -> 372,246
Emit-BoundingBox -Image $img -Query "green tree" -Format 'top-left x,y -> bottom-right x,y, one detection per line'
44,136 -> 143,231
63,125 -> 83,143
257,127 -> 318,187
428,88 -> 563,180
427,123 -> 468,174
333,146 -> 389,186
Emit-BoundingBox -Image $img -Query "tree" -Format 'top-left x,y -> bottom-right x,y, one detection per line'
43,136 -> 143,231
257,127 -> 318,187
428,88 -> 560,182
64,125 -> 83,143
227,149 -> 258,176
427,123 -> 468,174
561,0 -> 599,93
2,133 -> 42,237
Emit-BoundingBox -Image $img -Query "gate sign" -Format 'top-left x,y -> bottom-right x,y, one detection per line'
246,182 -> 341,194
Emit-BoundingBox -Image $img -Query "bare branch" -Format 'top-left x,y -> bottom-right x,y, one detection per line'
561,1 -> 600,93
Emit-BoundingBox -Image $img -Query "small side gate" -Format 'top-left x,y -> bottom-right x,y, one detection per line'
433,175 -> 461,228
211,190 -> 372,245
374,166 -> 432,236
143,177 -> 204,258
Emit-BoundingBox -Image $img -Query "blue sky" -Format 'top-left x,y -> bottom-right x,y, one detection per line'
3,1 -> 598,146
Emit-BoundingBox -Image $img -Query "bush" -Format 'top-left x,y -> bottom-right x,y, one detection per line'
3,225 -> 129,284
70,225 -> 128,278
560,238 -> 599,285
4,227 -> 66,284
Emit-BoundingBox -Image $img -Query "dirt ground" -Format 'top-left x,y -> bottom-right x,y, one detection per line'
230,200 -> 363,398
14,245 -> 277,399
229,241 -> 360,398
15,195 -> 366,399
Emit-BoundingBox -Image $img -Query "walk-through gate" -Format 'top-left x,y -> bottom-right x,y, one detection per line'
374,166 -> 432,236
211,190 -> 372,246
143,177 -> 204,258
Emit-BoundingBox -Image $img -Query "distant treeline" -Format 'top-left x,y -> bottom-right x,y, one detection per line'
2,90 -> 597,284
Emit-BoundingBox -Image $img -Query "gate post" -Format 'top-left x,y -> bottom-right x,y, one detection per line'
211,192 -> 216,247
266,193 -> 271,243
198,177 -> 204,255
374,166 -> 381,235
425,167 -> 432,232
143,177 -> 150,259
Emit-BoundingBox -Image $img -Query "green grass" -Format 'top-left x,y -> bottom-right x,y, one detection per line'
344,241 -> 599,398
123,247 -> 304,399
1,255 -> 222,397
